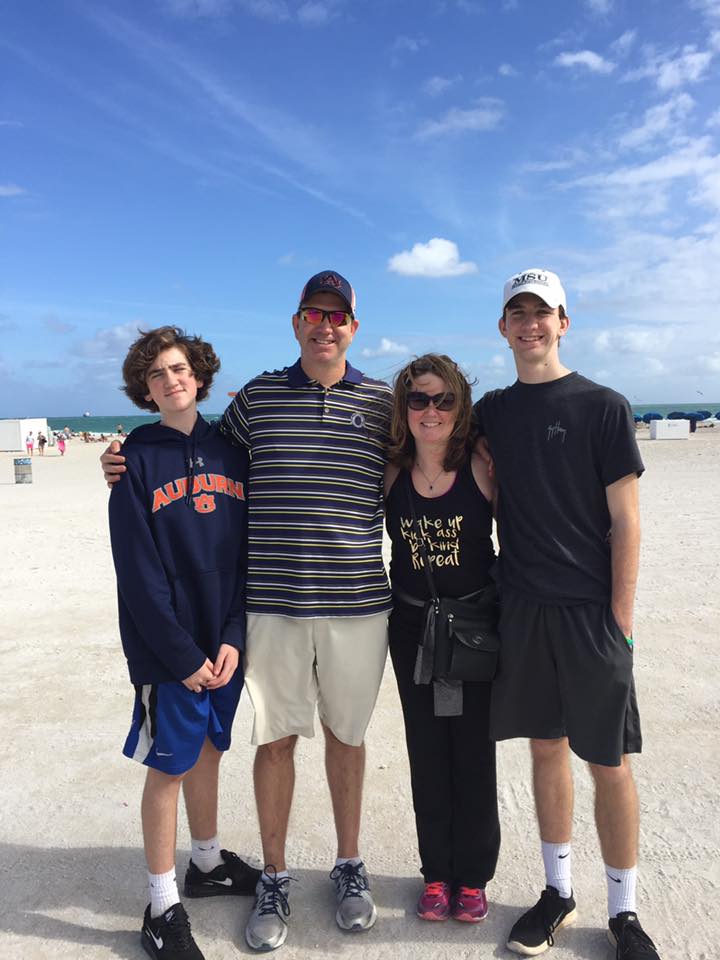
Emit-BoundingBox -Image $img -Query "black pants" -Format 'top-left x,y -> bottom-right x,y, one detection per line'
389,605 -> 501,889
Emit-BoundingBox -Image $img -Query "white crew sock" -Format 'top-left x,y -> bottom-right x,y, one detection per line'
148,868 -> 180,918
262,868 -> 289,883
335,856 -> 363,867
541,841 -> 572,899
605,864 -> 637,918
191,835 -> 224,873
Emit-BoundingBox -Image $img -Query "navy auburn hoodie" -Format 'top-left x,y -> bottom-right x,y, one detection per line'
108,414 -> 249,685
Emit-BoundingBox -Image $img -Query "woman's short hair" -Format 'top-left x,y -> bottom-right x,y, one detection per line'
121,326 -> 221,412
387,353 -> 477,472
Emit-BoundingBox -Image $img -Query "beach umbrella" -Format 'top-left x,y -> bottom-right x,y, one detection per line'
642,412 -> 662,423
633,414 -> 643,423
716,411 -> 720,420
667,411 -> 686,419
695,410 -> 712,420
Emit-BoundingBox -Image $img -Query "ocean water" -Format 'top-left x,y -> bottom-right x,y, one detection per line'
49,403 -> 720,435
48,414 -> 221,434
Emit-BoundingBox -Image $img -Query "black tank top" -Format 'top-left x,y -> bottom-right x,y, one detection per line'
385,461 -> 495,602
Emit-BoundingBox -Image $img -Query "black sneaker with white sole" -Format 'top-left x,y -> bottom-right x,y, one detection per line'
141,903 -> 205,960
506,885 -> 577,956
608,912 -> 660,959
184,849 -> 261,897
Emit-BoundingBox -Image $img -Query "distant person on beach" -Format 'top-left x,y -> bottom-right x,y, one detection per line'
103,271 -> 391,952
25,431 -> 34,455
37,432 -> 47,455
385,354 -> 500,924
475,269 -> 660,959
109,326 -> 260,960
117,423 -> 125,436
56,434 -> 66,456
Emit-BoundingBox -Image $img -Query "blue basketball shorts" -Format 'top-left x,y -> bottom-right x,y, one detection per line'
122,669 -> 243,775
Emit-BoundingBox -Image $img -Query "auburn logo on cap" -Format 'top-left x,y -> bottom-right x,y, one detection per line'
318,273 -> 342,288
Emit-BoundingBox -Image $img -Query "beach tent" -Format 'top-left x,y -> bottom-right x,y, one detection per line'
0,418 -> 50,451
642,412 -> 662,423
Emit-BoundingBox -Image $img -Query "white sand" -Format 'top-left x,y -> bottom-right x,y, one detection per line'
1,432 -> 718,959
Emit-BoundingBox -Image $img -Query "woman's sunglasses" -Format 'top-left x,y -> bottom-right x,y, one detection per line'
406,391 -> 456,411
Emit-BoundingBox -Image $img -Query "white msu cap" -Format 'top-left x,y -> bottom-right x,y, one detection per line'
503,268 -> 567,311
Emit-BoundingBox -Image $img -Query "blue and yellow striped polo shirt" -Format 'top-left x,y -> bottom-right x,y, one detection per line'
220,359 -> 393,618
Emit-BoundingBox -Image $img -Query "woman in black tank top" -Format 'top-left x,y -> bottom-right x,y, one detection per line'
385,354 -> 500,923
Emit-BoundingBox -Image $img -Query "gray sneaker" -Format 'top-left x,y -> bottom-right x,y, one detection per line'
245,869 -> 293,952
330,861 -> 377,932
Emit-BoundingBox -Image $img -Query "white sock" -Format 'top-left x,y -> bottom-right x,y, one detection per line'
148,868 -> 180,918
335,856 -> 362,867
262,868 -> 289,883
606,864 -> 637,918
191,835 -> 224,873
541,841 -> 572,899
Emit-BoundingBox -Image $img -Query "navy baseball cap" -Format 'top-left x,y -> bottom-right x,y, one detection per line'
298,270 -> 356,315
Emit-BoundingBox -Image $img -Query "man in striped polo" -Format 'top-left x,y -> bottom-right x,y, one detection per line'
220,271 -> 393,951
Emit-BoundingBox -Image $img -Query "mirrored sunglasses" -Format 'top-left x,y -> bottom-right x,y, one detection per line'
406,391 -> 456,411
300,307 -> 352,327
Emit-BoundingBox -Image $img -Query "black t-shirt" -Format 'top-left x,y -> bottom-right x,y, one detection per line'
385,461 -> 495,602
473,372 -> 644,605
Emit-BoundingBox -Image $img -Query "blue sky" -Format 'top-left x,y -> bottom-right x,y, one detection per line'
2,0 -> 720,416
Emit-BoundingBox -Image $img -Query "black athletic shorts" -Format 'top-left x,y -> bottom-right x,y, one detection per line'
490,591 -> 642,766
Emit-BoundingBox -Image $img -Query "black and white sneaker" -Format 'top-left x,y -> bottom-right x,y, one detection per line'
506,885 -> 577,956
184,849 -> 261,897
608,912 -> 661,958
141,903 -> 205,960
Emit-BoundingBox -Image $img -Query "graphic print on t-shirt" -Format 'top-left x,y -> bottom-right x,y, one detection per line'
399,513 -> 464,570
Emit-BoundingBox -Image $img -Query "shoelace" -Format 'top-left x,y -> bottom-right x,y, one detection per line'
456,887 -> 483,898
519,889 -> 563,947
617,919 -> 657,956
162,906 -> 194,949
424,881 -> 449,899
257,869 -> 293,918
330,862 -> 369,899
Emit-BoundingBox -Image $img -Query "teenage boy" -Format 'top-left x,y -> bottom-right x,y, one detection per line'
109,327 -> 260,960
474,270 -> 660,960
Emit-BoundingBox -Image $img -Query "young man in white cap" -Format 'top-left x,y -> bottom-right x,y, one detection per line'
474,269 -> 660,959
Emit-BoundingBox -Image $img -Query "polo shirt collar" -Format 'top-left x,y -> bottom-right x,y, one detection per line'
287,358 -> 364,388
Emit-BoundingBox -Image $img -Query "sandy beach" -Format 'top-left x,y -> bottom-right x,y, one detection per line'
1,431 -> 718,960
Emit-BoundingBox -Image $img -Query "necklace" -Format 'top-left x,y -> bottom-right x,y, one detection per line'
414,461 -> 445,491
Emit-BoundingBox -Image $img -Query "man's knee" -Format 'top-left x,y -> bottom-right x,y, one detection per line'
322,721 -> 364,751
257,735 -> 298,763
588,753 -> 634,786
530,737 -> 569,765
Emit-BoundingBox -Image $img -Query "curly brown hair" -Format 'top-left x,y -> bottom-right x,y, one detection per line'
387,353 -> 477,472
121,326 -> 221,412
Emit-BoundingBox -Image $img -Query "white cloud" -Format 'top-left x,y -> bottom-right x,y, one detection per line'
78,321 -> 141,361
521,148 -> 588,172
388,238 -> 478,278
656,47 -> 713,90
690,0 -> 720,19
585,0 -> 613,14
611,30 -> 637,58
594,327 -> 676,355
297,2 -> 333,24
700,351 -> 720,371
554,50 -> 615,74
391,35 -> 427,55
498,63 -> 518,77
490,354 -> 505,368
0,183 -> 25,197
624,45 -> 714,91
423,74 -> 462,97
361,338 -> 409,358
416,99 -> 503,139
618,93 -> 695,150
